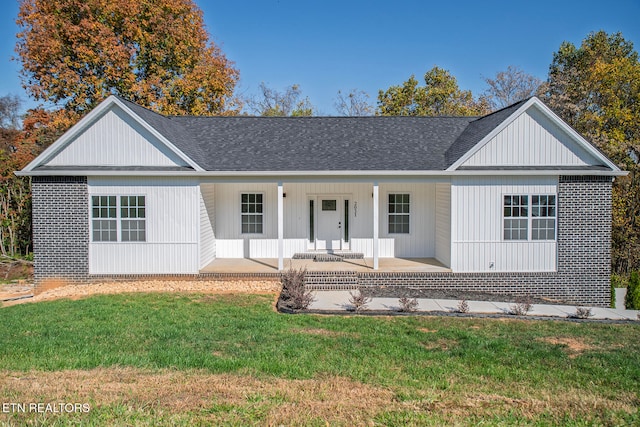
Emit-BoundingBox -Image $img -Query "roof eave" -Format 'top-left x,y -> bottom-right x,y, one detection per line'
16,169 -> 628,178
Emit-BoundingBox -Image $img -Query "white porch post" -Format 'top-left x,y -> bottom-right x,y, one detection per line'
277,182 -> 284,271
373,181 -> 379,270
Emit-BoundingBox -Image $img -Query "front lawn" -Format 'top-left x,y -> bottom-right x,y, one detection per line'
1,293 -> 638,425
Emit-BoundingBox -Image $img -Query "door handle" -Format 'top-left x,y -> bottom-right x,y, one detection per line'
338,221 -> 341,229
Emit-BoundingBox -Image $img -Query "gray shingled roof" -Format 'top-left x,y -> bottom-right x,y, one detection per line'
116,97 -> 527,172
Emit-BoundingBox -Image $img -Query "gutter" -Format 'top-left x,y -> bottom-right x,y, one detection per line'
15,169 -> 629,178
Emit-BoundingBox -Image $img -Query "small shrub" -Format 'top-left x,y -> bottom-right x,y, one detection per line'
280,267 -> 314,310
348,288 -> 372,313
625,271 -> 640,310
510,296 -> 533,316
571,307 -> 594,319
457,299 -> 469,313
398,296 -> 418,312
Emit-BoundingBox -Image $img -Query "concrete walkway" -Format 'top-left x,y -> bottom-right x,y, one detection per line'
308,290 -> 640,321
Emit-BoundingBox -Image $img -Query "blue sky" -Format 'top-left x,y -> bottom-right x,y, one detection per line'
1,0 -> 639,115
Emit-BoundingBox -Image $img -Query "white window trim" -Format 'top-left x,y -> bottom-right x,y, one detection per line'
90,194 -> 147,243
502,193 -> 557,242
386,192 -> 411,235
240,192 -> 265,235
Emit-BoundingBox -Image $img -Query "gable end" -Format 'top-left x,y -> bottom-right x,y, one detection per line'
41,104 -> 189,168
448,98 -> 621,172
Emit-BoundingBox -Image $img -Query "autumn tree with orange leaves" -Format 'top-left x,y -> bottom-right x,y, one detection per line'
16,0 -> 240,124
1,0 -> 240,258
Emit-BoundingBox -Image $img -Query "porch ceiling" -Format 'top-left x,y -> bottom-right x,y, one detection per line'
200,257 -> 451,274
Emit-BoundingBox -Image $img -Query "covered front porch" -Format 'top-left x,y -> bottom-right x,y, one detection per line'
199,179 -> 452,272
200,257 -> 451,274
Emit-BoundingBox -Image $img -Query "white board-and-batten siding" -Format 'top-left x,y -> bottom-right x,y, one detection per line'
435,183 -> 451,267
45,106 -> 189,167
450,176 -> 557,272
461,107 -> 601,167
88,177 -> 199,274
199,184 -> 216,268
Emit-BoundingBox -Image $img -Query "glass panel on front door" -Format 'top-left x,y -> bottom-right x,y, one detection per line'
322,199 -> 337,211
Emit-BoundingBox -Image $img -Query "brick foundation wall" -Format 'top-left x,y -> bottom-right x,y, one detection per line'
32,176 -> 89,285
308,176 -> 613,307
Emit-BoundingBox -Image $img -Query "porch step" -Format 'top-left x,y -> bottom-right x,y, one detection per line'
292,252 -> 365,262
304,271 -> 359,290
313,254 -> 344,262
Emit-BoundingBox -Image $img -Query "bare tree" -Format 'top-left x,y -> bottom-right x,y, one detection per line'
482,66 -> 542,110
334,89 -> 374,116
0,95 -> 21,130
246,83 -> 314,116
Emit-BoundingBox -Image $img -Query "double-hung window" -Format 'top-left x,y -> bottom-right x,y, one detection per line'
91,196 -> 146,242
121,196 -> 146,242
531,195 -> 556,240
388,193 -> 410,234
92,196 -> 117,242
241,193 -> 263,234
503,194 -> 556,241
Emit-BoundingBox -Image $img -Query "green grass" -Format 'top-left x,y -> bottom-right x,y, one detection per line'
1,292 -> 639,425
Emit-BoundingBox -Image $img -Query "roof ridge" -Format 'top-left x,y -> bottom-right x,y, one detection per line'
112,95 -> 174,119
471,97 -> 532,122
171,115 -> 479,120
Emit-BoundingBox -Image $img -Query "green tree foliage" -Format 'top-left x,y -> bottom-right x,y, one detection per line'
247,83 -> 315,116
377,66 -> 489,116
16,0 -> 240,124
625,271 -> 640,309
543,31 -> 640,274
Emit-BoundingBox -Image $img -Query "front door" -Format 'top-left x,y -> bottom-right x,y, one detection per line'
317,198 -> 342,250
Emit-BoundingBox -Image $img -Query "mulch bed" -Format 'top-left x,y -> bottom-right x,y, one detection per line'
362,286 -> 565,305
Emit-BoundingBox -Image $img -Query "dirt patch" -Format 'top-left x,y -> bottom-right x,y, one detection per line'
2,280 -> 281,308
417,328 -> 438,333
538,337 -> 596,358
0,259 -> 33,281
291,327 -> 358,338
422,338 -> 458,351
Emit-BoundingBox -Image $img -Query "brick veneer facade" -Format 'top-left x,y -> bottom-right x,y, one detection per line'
31,175 -> 613,306
32,176 -> 89,285
307,176 -> 613,307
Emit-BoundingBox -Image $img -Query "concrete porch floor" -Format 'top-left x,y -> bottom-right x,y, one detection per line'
200,257 -> 451,274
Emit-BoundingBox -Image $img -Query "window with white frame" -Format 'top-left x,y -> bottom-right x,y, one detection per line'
92,196 -> 117,241
503,194 -> 555,241
388,193 -> 410,234
531,195 -> 556,240
241,193 -> 263,234
121,196 -> 146,242
91,195 -> 146,242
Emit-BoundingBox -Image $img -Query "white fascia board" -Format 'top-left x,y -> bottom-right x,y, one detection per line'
16,168 -> 628,178
446,97 -> 622,172
21,96 -> 203,172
